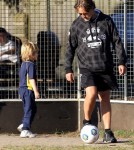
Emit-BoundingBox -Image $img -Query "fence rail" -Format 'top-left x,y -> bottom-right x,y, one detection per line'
0,0 -> 133,101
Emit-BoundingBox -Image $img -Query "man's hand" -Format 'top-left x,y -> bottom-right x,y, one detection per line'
118,65 -> 127,75
66,73 -> 74,83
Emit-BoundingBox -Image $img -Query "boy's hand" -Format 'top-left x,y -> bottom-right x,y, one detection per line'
35,91 -> 40,99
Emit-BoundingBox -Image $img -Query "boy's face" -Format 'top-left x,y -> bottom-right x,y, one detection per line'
77,7 -> 94,21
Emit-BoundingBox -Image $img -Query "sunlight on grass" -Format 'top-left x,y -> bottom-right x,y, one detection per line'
1,145 -> 134,150
114,130 -> 134,138
1,130 -> 134,150
53,129 -> 134,139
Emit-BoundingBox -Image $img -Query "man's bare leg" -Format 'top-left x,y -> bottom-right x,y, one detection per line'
84,86 -> 97,122
98,90 -> 111,129
98,90 -> 117,143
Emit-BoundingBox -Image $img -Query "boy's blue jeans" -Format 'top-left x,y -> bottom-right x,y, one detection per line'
19,87 -> 37,130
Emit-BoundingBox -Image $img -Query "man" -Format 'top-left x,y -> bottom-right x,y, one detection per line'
65,0 -> 127,143
0,27 -> 17,63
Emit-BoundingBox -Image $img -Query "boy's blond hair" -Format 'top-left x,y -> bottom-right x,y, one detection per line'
21,41 -> 39,61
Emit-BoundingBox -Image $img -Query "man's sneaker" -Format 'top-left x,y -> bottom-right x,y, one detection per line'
20,130 -> 36,138
83,119 -> 92,126
103,130 -> 117,143
17,124 -> 23,132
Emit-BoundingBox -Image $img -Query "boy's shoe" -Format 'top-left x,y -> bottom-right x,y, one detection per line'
103,130 -> 117,143
20,130 -> 36,138
17,124 -> 23,132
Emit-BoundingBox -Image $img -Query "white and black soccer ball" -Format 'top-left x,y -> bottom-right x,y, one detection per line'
80,124 -> 99,144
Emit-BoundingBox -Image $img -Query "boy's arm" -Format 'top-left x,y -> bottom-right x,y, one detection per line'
29,79 -> 40,99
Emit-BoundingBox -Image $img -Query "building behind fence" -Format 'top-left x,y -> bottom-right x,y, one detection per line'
0,0 -> 133,101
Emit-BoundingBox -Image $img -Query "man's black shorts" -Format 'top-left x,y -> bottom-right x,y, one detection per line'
80,71 -> 118,91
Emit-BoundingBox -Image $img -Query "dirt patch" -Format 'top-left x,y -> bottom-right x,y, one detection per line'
0,133 -> 133,149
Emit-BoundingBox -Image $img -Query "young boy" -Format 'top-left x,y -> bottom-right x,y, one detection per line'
17,41 -> 40,138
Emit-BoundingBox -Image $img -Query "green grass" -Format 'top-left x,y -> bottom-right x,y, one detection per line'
1,130 -> 134,150
1,145 -> 134,150
54,129 -> 134,139
114,130 -> 134,138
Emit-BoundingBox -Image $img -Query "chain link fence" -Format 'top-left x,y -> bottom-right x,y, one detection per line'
0,0 -> 133,101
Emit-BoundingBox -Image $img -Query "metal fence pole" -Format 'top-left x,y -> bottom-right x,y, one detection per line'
47,0 -> 51,31
77,66 -> 81,131
124,0 -> 127,101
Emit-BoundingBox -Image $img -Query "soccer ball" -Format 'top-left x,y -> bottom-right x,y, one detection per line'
80,125 -> 99,144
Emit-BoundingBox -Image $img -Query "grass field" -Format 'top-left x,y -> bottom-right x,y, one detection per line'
1,143 -> 134,150
0,130 -> 134,150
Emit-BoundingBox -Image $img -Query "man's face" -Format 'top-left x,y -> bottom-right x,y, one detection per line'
0,32 -> 7,44
77,7 -> 94,21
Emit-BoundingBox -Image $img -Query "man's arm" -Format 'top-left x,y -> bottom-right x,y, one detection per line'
65,23 -> 78,74
109,18 -> 127,67
0,40 -> 16,56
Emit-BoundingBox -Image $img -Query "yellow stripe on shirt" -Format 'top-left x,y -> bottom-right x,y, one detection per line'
27,74 -> 33,90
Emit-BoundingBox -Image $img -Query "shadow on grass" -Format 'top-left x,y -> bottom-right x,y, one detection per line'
96,139 -> 132,145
